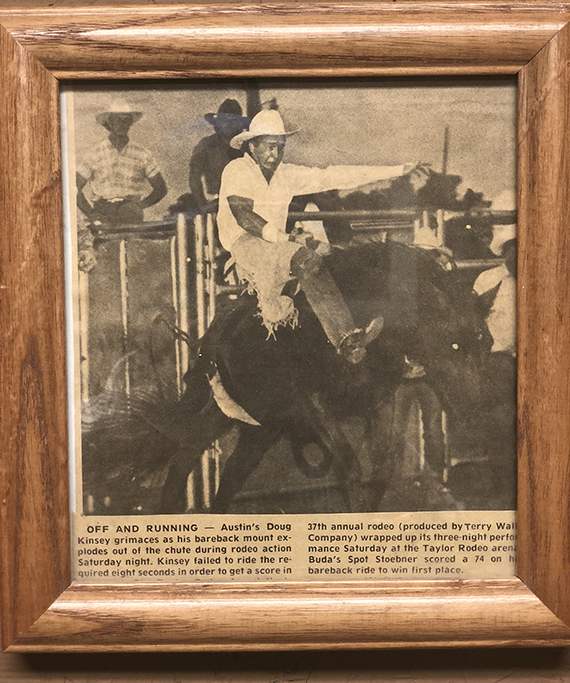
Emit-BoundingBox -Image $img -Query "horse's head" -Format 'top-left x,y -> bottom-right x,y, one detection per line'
326,240 -> 491,416
398,246 -> 492,415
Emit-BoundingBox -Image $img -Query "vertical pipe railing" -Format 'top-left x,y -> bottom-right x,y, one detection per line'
413,216 -> 421,244
436,209 -> 445,247
442,411 -> 450,486
170,235 -> 182,396
203,212 -> 220,511
417,403 -> 426,472
118,238 -> 130,396
206,213 -> 217,326
191,213 -> 209,511
201,451 -> 212,510
174,213 -> 190,397
195,214 -> 206,339
78,269 -> 90,403
422,209 -> 429,235
186,471 -> 197,513
213,443 -> 221,495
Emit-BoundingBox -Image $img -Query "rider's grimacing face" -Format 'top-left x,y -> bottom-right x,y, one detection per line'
249,136 -> 286,176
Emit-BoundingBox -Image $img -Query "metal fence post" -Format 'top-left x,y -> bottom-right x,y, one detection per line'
78,269 -> 90,403
194,214 -> 206,339
175,213 -> 190,395
436,209 -> 445,247
118,238 -> 130,396
206,212 -> 217,325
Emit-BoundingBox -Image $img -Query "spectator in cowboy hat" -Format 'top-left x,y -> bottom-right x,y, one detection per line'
473,224 -> 516,356
76,98 -> 168,239
188,98 -> 249,213
471,210 -> 516,508
217,108 -> 424,364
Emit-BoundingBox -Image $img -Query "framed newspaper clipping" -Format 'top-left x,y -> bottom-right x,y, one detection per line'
1,1 -> 570,651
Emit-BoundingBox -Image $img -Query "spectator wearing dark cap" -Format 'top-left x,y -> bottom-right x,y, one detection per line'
188,98 -> 249,213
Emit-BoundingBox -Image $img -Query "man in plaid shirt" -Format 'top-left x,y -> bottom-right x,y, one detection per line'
76,99 -> 168,270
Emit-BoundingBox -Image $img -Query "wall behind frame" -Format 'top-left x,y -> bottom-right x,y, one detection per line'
1,0 -> 569,680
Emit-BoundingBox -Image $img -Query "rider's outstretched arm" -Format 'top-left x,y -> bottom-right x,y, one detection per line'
287,162 -> 422,197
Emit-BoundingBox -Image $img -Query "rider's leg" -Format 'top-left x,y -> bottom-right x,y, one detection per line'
290,247 -> 352,348
290,247 -> 382,363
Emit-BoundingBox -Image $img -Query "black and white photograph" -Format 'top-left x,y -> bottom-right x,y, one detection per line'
65,79 -> 517,519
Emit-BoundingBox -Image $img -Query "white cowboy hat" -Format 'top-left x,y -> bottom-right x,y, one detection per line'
96,98 -> 144,126
229,109 -> 298,149
491,189 -> 516,212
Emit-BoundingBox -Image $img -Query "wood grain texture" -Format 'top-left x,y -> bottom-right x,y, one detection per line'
9,580 -> 570,651
0,2 -> 569,79
2,0 -> 570,652
0,24 -> 70,649
518,18 -> 570,629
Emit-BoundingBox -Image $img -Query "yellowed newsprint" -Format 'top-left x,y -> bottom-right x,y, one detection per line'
74,511 -> 516,583
64,81 -> 517,586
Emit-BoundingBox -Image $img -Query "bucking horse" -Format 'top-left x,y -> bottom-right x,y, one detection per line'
82,238 -> 494,515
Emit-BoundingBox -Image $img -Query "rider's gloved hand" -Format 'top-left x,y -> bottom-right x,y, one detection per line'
403,161 -> 431,192
289,227 -> 319,248
314,241 -> 332,257
403,161 -> 431,176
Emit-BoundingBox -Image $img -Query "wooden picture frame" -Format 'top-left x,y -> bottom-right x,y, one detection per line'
2,0 -> 570,652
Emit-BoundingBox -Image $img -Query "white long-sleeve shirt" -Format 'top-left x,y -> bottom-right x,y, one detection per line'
218,153 -> 406,251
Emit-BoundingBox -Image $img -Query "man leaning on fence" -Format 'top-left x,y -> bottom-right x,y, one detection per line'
189,98 -> 249,213
218,109 -> 424,364
75,99 -> 168,270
